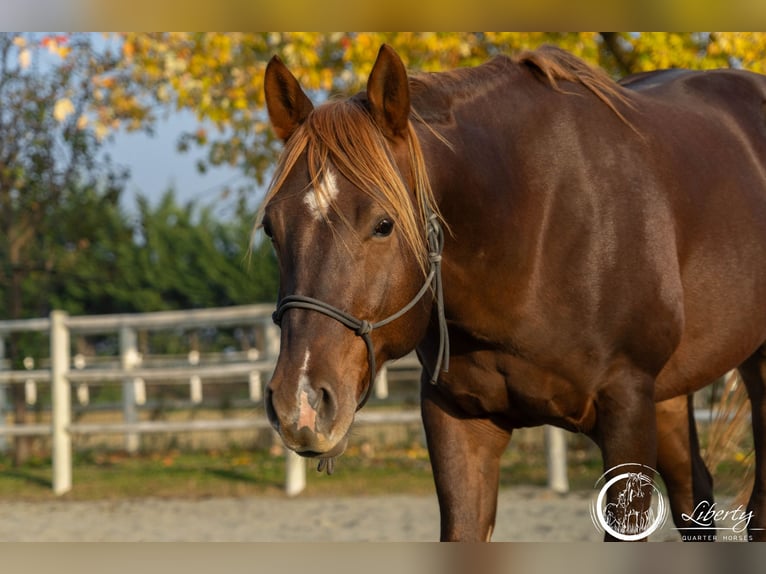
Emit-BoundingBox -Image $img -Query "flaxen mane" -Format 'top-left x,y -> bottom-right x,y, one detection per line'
515,45 -> 636,126
408,45 -> 635,128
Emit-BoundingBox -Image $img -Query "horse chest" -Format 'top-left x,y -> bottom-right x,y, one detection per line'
438,350 -> 597,432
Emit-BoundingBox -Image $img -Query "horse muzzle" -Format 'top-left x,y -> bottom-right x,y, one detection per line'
265,374 -> 353,459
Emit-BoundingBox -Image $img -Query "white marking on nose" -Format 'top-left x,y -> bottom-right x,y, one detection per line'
303,168 -> 340,220
297,388 -> 317,431
300,350 -> 310,375
296,350 -> 317,431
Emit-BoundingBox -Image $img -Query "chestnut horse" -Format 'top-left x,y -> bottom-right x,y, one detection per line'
260,44 -> 766,541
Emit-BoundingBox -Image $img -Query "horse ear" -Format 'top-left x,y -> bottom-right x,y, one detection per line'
367,44 -> 411,139
264,55 -> 314,142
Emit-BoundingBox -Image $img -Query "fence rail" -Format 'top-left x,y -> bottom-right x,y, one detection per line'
0,306 -> 569,497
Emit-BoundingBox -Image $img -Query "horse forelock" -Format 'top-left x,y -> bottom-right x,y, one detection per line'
257,98 -> 441,273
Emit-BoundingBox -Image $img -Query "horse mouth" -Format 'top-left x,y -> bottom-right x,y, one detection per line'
296,436 -> 348,459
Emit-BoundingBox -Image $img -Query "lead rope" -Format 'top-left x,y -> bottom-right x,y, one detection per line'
272,207 -> 449,409
425,211 -> 449,384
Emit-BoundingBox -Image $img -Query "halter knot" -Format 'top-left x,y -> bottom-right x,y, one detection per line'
355,320 -> 373,336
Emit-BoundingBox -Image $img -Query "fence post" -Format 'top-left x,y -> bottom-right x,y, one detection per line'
0,336 -> 6,453
50,310 -> 72,495
262,322 -> 280,358
285,449 -> 307,497
375,366 -> 389,400
120,326 -> 140,453
545,426 -> 569,493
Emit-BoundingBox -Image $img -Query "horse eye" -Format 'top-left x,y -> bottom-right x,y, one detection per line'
373,218 -> 394,237
261,221 -> 273,239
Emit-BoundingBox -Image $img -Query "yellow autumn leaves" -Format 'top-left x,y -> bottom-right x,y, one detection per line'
28,32 -> 766,166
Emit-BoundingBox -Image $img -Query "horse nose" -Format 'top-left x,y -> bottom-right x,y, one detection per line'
265,375 -> 339,447
293,379 -> 338,435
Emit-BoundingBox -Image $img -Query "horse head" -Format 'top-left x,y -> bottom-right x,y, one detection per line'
259,45 -> 446,467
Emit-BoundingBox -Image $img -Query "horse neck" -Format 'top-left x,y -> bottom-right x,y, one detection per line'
413,69 -> 527,241
411,64 -> 541,333
411,56 -> 528,208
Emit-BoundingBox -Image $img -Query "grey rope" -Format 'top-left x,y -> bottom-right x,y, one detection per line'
272,209 -> 449,409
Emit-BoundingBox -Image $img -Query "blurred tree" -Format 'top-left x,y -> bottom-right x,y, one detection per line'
127,190 -> 275,311
0,33 -> 277,316
0,32 -> 131,463
0,34 -> 128,320
21,183 -> 130,317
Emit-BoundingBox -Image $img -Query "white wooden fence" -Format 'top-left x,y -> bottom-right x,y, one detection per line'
0,305 -> 568,497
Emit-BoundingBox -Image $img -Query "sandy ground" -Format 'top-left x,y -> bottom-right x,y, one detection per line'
0,487 -> 687,542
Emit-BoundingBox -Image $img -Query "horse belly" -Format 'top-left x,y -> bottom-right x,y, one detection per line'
654,245 -> 766,401
653,119 -> 766,400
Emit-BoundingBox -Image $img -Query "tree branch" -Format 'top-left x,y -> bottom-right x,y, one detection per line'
599,32 -> 636,77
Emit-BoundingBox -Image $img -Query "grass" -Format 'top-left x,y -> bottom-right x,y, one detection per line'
0,439 -> 603,502
0,417 -> 752,502
0,444 -> 437,501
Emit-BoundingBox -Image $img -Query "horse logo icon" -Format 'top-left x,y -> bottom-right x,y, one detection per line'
590,464 -> 668,541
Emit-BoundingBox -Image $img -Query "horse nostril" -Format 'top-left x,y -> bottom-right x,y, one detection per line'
304,384 -> 320,410
316,383 -> 337,422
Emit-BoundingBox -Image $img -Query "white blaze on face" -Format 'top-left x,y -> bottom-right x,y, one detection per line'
303,167 -> 340,220
296,350 -> 317,431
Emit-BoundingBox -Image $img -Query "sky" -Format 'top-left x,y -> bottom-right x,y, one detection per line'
82,31 -> 251,218
106,110 -> 250,216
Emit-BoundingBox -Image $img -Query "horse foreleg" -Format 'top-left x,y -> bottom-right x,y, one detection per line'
594,371 -> 658,541
738,348 -> 766,541
656,394 -> 715,541
421,387 -> 511,541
